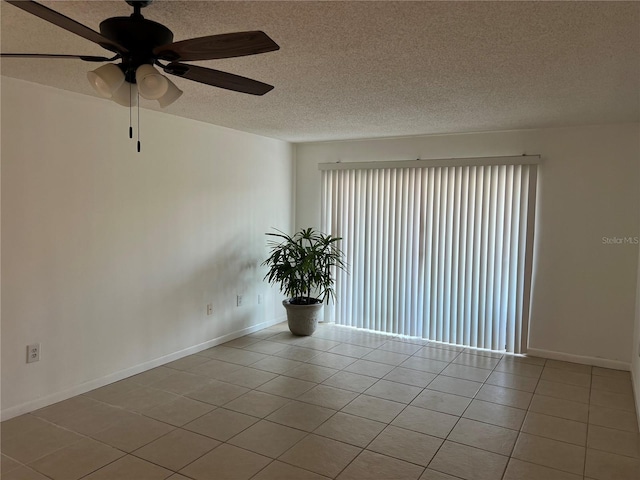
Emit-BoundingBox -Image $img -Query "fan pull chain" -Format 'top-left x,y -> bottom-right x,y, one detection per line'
129,82 -> 133,139
137,91 -> 141,153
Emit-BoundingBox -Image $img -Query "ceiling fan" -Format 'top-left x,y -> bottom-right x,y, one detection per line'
1,0 -> 280,108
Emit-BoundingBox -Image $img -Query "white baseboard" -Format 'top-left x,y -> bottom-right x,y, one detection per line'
0,318 -> 283,421
527,348 -> 631,371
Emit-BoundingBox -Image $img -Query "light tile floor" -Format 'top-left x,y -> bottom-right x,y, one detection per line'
2,322 -> 639,480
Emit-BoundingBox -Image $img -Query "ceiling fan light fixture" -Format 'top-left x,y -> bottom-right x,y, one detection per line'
157,78 -> 183,108
136,64 -> 169,100
87,63 -> 125,98
112,81 -> 138,107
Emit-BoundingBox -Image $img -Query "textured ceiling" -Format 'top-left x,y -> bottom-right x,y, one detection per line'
1,1 -> 639,142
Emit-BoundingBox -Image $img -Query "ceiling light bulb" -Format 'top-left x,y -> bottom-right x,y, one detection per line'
112,81 -> 138,107
87,64 -> 125,98
157,77 -> 183,108
136,64 -> 169,100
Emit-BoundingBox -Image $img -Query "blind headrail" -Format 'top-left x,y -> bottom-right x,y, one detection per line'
318,155 -> 541,171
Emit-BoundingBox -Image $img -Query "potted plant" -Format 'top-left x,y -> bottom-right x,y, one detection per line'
262,227 -> 346,336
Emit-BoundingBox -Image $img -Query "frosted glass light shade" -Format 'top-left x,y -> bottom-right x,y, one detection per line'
136,64 -> 169,100
112,81 -> 137,107
87,64 -> 125,98
157,78 -> 183,108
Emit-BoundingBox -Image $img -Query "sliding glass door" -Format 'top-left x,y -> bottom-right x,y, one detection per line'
320,156 -> 538,353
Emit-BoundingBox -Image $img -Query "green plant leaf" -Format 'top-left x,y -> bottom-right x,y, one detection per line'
261,227 -> 347,303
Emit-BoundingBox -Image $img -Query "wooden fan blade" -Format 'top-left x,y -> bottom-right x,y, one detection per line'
5,0 -> 127,53
154,31 -> 279,61
164,63 -> 274,96
0,53 -> 117,62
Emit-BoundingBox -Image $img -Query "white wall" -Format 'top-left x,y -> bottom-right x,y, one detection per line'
295,124 -> 640,367
1,77 -> 294,419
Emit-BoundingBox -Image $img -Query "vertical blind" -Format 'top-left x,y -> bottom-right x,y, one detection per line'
320,156 -> 538,353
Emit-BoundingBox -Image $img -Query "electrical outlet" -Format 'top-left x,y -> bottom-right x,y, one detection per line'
206,303 -> 213,315
27,343 -> 40,363
237,295 -> 244,307
257,294 -> 263,305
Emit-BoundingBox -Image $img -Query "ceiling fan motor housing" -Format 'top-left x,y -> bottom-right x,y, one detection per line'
125,0 -> 153,8
99,15 -> 173,82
